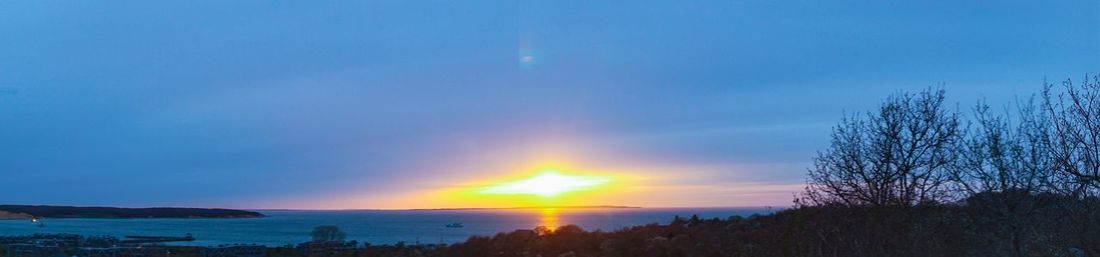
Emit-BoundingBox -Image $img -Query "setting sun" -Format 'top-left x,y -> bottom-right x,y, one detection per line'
480,170 -> 611,197
403,163 -> 638,209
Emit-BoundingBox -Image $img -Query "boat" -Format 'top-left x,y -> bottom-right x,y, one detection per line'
445,222 -> 464,228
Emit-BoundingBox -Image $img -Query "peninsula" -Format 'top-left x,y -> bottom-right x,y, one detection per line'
0,205 -> 264,219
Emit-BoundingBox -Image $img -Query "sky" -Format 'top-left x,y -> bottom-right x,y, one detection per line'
0,1 -> 1097,209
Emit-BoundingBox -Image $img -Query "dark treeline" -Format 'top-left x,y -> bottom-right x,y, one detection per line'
789,77 -> 1100,257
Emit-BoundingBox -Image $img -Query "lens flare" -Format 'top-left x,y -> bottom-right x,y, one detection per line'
518,49 -> 540,69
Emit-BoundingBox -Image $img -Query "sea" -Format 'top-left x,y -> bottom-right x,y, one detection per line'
0,207 -> 772,246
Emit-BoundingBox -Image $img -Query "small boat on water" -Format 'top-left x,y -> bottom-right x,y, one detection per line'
445,222 -> 464,228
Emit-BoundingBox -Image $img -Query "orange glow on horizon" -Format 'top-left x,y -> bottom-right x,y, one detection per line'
479,170 -> 610,197
412,162 -> 636,209
288,156 -> 805,210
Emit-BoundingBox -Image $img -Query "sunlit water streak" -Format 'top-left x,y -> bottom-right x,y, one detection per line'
0,207 -> 772,246
538,208 -> 559,232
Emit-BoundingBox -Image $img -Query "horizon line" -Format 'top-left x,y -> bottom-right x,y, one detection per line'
247,205 -> 787,212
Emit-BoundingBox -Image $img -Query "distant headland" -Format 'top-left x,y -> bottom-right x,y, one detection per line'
0,205 -> 264,219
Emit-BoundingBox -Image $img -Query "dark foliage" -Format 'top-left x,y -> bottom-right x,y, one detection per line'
404,192 -> 1094,257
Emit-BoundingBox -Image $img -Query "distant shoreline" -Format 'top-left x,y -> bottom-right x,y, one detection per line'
0,205 -> 264,219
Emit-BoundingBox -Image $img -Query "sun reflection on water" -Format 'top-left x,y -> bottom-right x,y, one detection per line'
537,208 -> 559,234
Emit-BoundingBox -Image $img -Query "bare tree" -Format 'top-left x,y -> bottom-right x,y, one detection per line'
1040,75 -> 1100,253
949,99 -> 1056,257
951,99 -> 1052,195
1042,75 -> 1100,195
806,89 -> 961,207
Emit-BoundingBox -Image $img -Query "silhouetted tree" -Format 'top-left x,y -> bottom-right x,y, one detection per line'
1041,75 -> 1100,257
952,100 -> 1052,195
806,88 -> 961,207
948,100 -> 1056,257
1042,75 -> 1100,195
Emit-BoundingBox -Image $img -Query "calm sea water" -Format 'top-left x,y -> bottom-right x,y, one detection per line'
0,207 -> 771,246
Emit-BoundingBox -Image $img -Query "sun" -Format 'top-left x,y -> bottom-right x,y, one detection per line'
413,164 -> 626,208
479,170 -> 610,197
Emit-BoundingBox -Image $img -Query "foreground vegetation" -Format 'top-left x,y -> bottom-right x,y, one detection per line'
435,193 -> 1098,257
222,191 -> 1093,257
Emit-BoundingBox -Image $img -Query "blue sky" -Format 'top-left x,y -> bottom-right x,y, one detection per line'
0,1 -> 1097,208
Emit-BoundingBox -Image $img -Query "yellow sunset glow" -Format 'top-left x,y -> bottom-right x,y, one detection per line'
405,163 -> 632,208
479,170 -> 610,197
